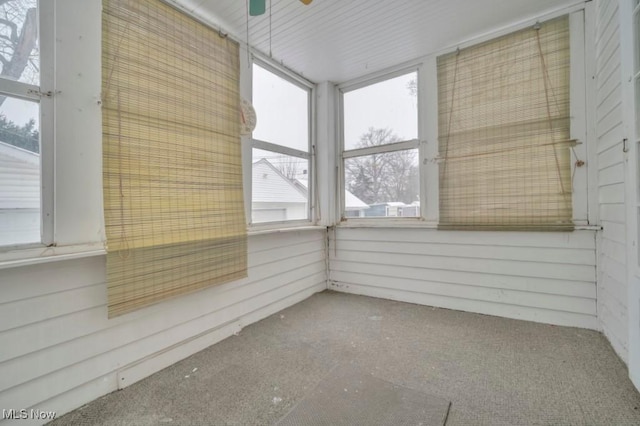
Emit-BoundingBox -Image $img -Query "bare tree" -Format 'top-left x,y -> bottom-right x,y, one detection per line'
0,0 -> 38,106
276,156 -> 300,180
345,127 -> 419,205
407,78 -> 417,97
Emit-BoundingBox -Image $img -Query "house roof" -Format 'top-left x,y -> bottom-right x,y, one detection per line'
344,191 -> 369,211
0,141 -> 39,210
252,159 -> 307,204
295,177 -> 369,211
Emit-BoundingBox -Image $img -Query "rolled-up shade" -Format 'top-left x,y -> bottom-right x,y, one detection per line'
102,0 -> 247,317
437,16 -> 573,231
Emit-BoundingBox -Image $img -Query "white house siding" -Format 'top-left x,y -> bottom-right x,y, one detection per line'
0,230 -> 326,423
252,202 -> 308,223
0,143 -> 40,246
595,0 -> 628,362
329,228 -> 597,330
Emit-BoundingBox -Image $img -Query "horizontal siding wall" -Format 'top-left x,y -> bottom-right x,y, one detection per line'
329,228 -> 597,329
595,0 -> 628,362
0,230 -> 326,424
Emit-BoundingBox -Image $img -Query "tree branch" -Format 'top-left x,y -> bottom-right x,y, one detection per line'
0,17 -> 18,42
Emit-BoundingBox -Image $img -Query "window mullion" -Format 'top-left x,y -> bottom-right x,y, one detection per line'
252,139 -> 309,159
343,139 -> 420,159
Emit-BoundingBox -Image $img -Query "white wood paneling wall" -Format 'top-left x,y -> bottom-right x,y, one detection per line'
177,0 -> 579,83
329,228 -> 597,330
594,0 -> 628,362
0,231 -> 326,423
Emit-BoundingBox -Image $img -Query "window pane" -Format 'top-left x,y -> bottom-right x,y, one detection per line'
0,0 -> 39,85
343,72 -> 418,151
0,96 -> 40,246
252,148 -> 309,223
344,149 -> 419,218
252,64 -> 309,152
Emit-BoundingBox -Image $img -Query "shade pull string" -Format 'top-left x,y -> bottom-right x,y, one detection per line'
535,25 -> 567,197
116,86 -> 130,260
440,47 -> 460,180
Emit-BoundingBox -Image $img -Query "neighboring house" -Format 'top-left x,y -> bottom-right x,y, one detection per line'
401,202 -> 420,217
343,191 -> 370,218
0,140 -> 39,245
252,159 -> 308,223
364,202 -> 407,217
296,176 -> 370,218
253,159 -> 369,222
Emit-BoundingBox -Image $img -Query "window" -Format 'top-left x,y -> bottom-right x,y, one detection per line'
0,0 -> 40,247
251,62 -> 312,224
341,71 -> 420,219
437,16 -> 573,231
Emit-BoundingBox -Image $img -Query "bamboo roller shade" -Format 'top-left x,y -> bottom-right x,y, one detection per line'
437,16 -> 573,231
102,0 -> 247,317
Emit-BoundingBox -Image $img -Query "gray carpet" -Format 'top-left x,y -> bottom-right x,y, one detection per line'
50,291 -> 640,425
277,365 -> 450,425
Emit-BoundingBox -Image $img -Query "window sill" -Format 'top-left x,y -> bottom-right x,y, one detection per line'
0,242 -> 106,270
337,218 -> 436,229
337,219 -> 601,231
247,224 -> 326,236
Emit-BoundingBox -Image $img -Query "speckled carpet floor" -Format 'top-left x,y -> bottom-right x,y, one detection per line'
51,291 -> 640,425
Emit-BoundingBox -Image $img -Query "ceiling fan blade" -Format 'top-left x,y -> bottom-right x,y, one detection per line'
300,0 -> 313,5
249,0 -> 266,16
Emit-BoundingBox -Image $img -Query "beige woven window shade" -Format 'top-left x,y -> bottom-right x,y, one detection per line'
102,0 -> 247,317
437,16 -> 573,231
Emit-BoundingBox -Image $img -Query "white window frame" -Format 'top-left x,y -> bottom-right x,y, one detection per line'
336,4 -> 592,229
0,0 -> 105,268
338,65 -> 424,223
0,1 -> 50,250
249,56 -> 316,228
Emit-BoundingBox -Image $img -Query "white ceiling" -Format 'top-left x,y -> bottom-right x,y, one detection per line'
173,0 -> 579,83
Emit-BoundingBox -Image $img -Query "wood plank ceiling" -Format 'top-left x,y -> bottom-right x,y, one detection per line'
172,0 -> 579,83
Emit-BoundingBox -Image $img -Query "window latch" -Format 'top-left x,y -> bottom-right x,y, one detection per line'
27,89 -> 58,98
623,138 -> 629,153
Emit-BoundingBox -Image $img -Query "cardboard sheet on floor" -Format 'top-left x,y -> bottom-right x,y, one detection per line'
277,365 -> 452,426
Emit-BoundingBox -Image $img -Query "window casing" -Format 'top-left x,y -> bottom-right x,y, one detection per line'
250,60 -> 313,225
340,70 -> 421,220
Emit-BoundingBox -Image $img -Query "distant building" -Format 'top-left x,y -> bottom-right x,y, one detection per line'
364,202 -> 406,217
252,159 -> 308,223
0,141 -> 40,245
253,159 -> 369,222
343,191 -> 370,218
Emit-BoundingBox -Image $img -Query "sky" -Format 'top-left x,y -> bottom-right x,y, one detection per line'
252,63 -> 309,152
251,66 -> 418,175
0,0 -> 39,127
343,72 -> 417,150
0,96 -> 38,127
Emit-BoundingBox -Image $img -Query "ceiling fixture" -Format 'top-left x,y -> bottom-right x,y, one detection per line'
249,0 -> 312,16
